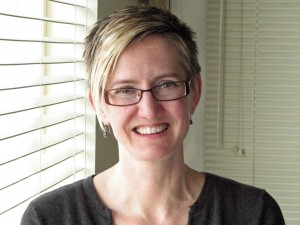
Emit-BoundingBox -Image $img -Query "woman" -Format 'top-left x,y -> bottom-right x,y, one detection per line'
22,5 -> 285,225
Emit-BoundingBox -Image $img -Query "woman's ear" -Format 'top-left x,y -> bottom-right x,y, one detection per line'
88,89 -> 96,111
190,75 -> 202,113
88,89 -> 110,125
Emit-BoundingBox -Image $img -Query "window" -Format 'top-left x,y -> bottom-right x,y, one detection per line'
205,0 -> 300,224
0,0 -> 97,223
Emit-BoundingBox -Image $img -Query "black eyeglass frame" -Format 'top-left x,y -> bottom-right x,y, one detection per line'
104,78 -> 191,106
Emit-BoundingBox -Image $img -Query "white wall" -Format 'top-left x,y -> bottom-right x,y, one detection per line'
171,0 -> 207,171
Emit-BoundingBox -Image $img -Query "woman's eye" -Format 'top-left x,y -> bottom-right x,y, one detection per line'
160,81 -> 177,89
115,88 -> 136,95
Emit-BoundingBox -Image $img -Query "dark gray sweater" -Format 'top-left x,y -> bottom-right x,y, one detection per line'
21,173 -> 285,225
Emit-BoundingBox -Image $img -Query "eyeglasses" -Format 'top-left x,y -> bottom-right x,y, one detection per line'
104,79 -> 191,106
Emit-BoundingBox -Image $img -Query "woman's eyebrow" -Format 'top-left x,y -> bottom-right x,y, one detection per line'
109,74 -> 184,87
109,78 -> 137,87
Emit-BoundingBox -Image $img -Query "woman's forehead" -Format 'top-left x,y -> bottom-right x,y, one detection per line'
106,36 -> 186,85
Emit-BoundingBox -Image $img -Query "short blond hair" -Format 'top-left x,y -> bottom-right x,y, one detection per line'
83,5 -> 201,128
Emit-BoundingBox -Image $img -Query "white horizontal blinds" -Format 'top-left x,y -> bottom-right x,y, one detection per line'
255,1 -> 300,223
205,0 -> 300,224
205,0 -> 222,152
0,0 -> 97,224
205,0 -> 256,184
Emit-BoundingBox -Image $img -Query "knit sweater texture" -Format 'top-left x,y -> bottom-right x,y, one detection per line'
21,173 -> 285,225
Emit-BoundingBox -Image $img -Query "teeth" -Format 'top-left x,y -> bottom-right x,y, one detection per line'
136,124 -> 167,135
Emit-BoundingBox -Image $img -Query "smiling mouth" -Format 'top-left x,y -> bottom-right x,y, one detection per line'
135,124 -> 169,135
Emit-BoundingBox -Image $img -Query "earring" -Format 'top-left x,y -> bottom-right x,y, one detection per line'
103,129 -> 107,138
102,124 -> 111,138
102,125 -> 107,138
190,114 -> 193,125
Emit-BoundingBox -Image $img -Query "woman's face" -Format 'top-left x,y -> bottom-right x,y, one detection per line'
101,35 -> 201,162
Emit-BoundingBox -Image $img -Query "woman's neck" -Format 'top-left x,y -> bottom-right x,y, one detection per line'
115,160 -> 201,210
93,150 -> 204,224
118,159 -> 187,198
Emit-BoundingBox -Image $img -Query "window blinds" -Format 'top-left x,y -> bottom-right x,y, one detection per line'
0,0 -> 97,224
205,0 -> 300,224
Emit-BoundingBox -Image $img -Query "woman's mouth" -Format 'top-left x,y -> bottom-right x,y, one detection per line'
134,124 -> 169,135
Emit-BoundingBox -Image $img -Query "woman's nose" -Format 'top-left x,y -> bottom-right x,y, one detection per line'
137,91 -> 161,119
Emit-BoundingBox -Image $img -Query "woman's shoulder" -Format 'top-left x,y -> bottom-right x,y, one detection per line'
23,176 -> 97,220
204,172 -> 264,194
21,175 -> 112,225
190,172 -> 285,224
201,172 -> 276,206
31,176 -> 95,206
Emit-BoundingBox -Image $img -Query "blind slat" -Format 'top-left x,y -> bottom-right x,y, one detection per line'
0,169 -> 85,223
0,75 -> 84,90
0,112 -> 84,142
0,129 -> 84,166
0,12 -> 86,26
0,57 -> 83,66
0,36 -> 84,44
49,0 -> 86,8
0,152 -> 85,214
0,132 -> 85,196
0,94 -> 84,116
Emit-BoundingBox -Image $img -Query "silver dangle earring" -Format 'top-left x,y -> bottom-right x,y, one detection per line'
102,126 -> 107,138
102,124 -> 111,138
189,114 -> 193,125
107,125 -> 112,135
